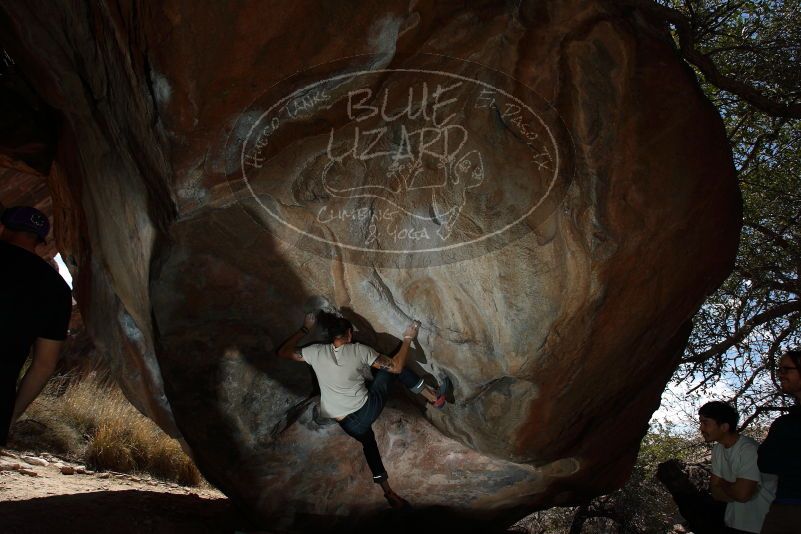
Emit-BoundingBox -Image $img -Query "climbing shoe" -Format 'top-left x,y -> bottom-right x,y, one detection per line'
433,376 -> 452,409
384,491 -> 412,510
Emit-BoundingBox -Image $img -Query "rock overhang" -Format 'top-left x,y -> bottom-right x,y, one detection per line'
0,1 -> 741,530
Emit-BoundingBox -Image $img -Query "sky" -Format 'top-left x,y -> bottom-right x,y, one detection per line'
650,378 -> 736,433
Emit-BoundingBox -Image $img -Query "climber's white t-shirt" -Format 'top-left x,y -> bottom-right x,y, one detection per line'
300,342 -> 379,419
711,435 -> 778,533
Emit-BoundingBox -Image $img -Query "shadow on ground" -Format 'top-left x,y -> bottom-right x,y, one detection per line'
0,490 -> 256,534
0,489 -> 524,533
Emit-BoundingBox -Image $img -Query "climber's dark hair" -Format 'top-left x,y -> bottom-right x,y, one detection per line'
316,311 -> 352,343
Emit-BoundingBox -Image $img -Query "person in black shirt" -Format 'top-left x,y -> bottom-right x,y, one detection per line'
0,206 -> 72,448
758,349 -> 801,534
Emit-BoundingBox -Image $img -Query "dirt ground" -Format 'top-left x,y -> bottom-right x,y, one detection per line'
0,448 -> 261,534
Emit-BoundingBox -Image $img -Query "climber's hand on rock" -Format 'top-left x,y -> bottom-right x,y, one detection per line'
403,320 -> 420,340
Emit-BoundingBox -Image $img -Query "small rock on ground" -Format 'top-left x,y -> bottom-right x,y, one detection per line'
22,456 -> 48,467
0,461 -> 22,471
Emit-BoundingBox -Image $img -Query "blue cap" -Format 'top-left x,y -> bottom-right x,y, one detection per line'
1,206 -> 50,242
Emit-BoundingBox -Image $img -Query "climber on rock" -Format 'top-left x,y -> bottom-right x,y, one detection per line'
277,310 -> 449,510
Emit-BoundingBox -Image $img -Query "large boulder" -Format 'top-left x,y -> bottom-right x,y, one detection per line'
0,1 -> 740,530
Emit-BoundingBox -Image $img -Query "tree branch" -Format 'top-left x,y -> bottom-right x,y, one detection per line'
736,119 -> 788,174
699,1 -> 748,40
738,180 -> 801,202
739,405 -> 793,431
731,363 -> 766,406
621,0 -> 801,119
683,300 -> 801,363
734,267 -> 798,296
744,222 -> 795,251
686,371 -> 721,395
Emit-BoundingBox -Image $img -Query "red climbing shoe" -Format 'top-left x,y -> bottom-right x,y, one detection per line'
432,376 -> 451,410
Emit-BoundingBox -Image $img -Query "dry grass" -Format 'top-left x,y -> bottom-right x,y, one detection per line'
10,372 -> 203,486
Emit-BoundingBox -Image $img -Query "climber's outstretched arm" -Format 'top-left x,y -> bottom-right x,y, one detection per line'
370,321 -> 419,374
277,313 -> 316,362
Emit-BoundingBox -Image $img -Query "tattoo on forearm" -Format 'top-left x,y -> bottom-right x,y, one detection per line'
375,356 -> 394,371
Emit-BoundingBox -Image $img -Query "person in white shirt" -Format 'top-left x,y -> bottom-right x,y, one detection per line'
277,310 -> 449,509
698,401 -> 778,533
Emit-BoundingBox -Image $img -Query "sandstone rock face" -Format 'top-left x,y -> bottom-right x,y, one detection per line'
0,1 -> 740,530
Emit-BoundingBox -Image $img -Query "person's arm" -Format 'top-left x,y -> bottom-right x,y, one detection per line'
10,338 -> 62,425
277,313 -> 315,362
371,321 -> 419,374
758,417 -> 787,474
709,474 -> 733,502
711,476 -> 758,503
711,440 -> 761,503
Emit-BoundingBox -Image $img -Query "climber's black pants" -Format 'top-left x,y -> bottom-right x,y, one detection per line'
338,368 -> 423,483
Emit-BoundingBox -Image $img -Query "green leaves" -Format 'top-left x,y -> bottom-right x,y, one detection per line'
660,0 -> 801,425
